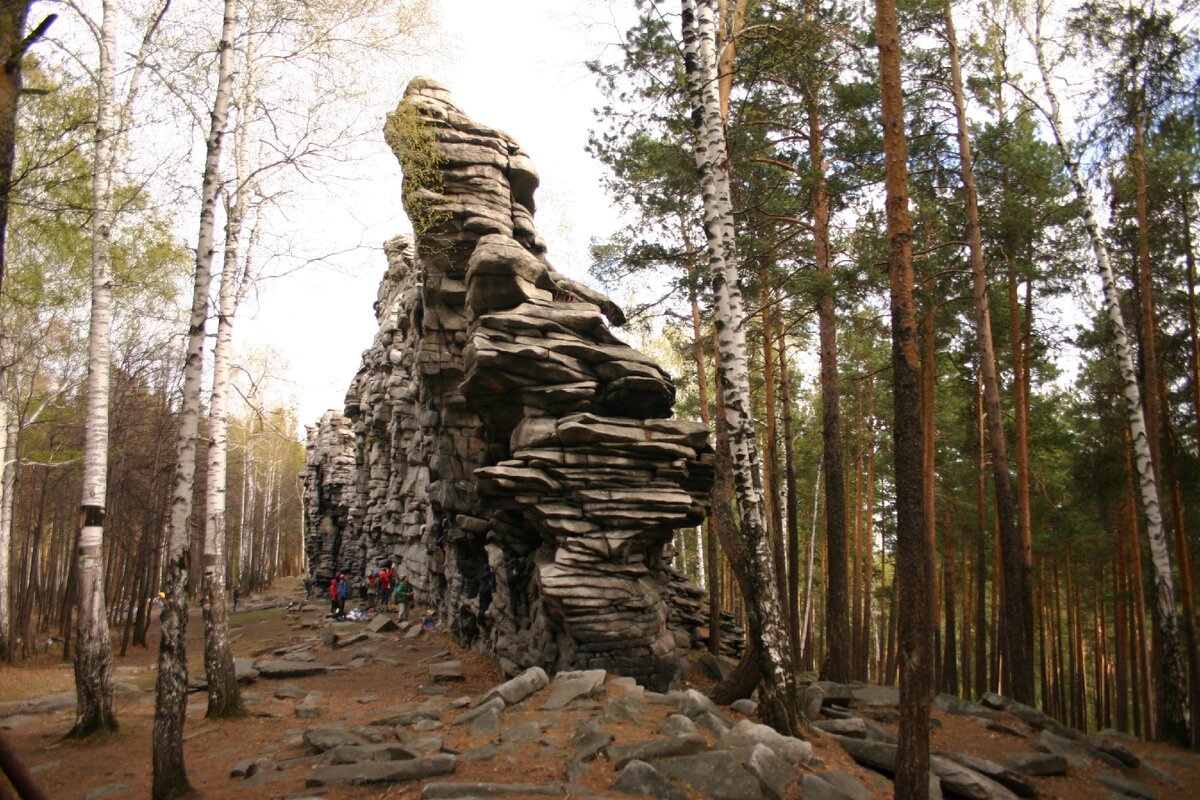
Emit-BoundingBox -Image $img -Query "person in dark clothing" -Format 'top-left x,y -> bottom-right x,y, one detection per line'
477,563 -> 495,625
336,573 -> 348,618
232,586 -> 241,612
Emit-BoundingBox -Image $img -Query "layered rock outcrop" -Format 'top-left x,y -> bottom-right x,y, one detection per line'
303,78 -> 731,689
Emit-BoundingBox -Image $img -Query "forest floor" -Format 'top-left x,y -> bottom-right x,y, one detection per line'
0,578 -> 1197,799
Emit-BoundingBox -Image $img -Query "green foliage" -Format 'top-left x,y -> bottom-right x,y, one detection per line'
383,98 -> 446,238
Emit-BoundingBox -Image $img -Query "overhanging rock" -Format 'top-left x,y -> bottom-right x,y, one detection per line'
303,78 -> 729,690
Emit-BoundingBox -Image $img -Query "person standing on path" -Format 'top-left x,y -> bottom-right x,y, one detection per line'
328,577 -> 338,617
394,575 -> 411,622
336,573 -> 348,618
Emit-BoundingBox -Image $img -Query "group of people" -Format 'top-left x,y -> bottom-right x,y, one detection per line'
326,567 -> 412,622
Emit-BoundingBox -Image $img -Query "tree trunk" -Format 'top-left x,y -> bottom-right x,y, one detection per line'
874,0 -> 930,793
777,315 -> 801,665
1031,10 -> 1190,744
806,80 -> 850,684
71,0 -> 120,738
945,2 -> 1033,705
0,378 -> 10,662
153,2 -> 236,795
760,285 -> 788,611
682,0 -> 801,735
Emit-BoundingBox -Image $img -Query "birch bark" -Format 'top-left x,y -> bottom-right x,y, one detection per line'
682,0 -> 801,735
1028,1 -> 1189,745
152,1 -> 237,794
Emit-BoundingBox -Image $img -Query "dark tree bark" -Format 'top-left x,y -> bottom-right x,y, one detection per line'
944,2 -> 1033,705
874,0 -> 930,794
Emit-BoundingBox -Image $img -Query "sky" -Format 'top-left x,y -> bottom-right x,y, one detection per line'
235,0 -> 639,433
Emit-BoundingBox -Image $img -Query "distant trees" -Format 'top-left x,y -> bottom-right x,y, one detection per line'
590,0 -> 1198,753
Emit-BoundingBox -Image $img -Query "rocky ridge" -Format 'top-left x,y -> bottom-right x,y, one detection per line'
303,78 -> 737,691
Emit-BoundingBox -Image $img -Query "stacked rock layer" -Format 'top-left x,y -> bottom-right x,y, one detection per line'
303,78 -> 726,689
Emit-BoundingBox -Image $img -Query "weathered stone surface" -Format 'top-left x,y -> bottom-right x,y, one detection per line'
454,696 -> 505,726
323,744 -> 418,765
930,754 -> 1020,800
801,773 -> 863,800
303,726 -> 365,753
1036,730 -> 1122,769
809,771 -> 875,800
659,714 -> 698,737
541,669 -> 606,710
745,743 -> 797,800
1093,774 -> 1157,800
814,718 -> 868,739
828,735 -> 896,773
421,782 -> 573,798
606,733 -> 709,770
256,660 -> 328,679
715,719 -> 813,765
486,667 -> 549,706
851,685 -> 899,708
610,760 -> 688,800
306,755 -> 456,787
731,698 -> 758,716
429,660 -> 465,683
570,721 -> 614,762
940,752 -> 1038,798
303,79 -> 737,694
369,615 -> 400,633
468,706 -> 503,737
1007,751 -> 1067,778
650,751 -> 764,800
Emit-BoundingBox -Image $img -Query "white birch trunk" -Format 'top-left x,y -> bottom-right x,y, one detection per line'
683,0 -> 801,734
801,464 -> 820,658
71,0 -> 119,736
0,375 -> 11,660
153,2 -> 237,794
1030,5 -> 1190,742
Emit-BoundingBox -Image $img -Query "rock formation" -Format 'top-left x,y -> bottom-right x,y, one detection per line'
303,78 -> 735,689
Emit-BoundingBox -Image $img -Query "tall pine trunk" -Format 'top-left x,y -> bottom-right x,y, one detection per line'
945,2 -> 1033,704
1030,5 -> 1189,745
682,0 -> 801,735
875,0 -> 930,793
153,2 -> 236,795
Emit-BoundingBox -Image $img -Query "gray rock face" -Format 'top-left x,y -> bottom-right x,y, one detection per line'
255,660 -> 328,679
940,752 -> 1037,798
807,771 -> 874,800
1093,774 -> 1157,800
814,718 -> 868,738
421,782 -> 573,798
610,760 -> 689,800
930,754 -> 1020,800
302,79 -> 741,692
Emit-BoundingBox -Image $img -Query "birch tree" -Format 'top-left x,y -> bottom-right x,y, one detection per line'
152,1 -> 236,794
1025,0 -> 1190,746
681,0 -> 801,736
72,0 -> 168,738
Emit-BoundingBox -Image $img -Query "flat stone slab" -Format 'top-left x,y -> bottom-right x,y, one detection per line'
746,742 -> 797,800
715,719 -> 813,765
306,755 -> 456,787
421,781 -> 573,797
256,660 -> 328,679
332,632 -> 370,649
651,750 -> 764,800
570,721 -> 613,761
814,718 -> 868,738
607,733 -> 708,770
610,760 -> 688,800
484,667 -> 549,706
541,669 -> 606,710
930,754 -> 1019,800
303,726 -> 365,753
828,735 -> 896,773
323,743 -> 419,764
940,752 -> 1037,798
369,615 -> 400,633
1094,774 -> 1157,800
429,661 -> 465,683
807,770 -> 874,800
850,685 -> 899,708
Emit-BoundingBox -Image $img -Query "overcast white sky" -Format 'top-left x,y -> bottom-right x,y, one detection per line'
235,0 -> 639,432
